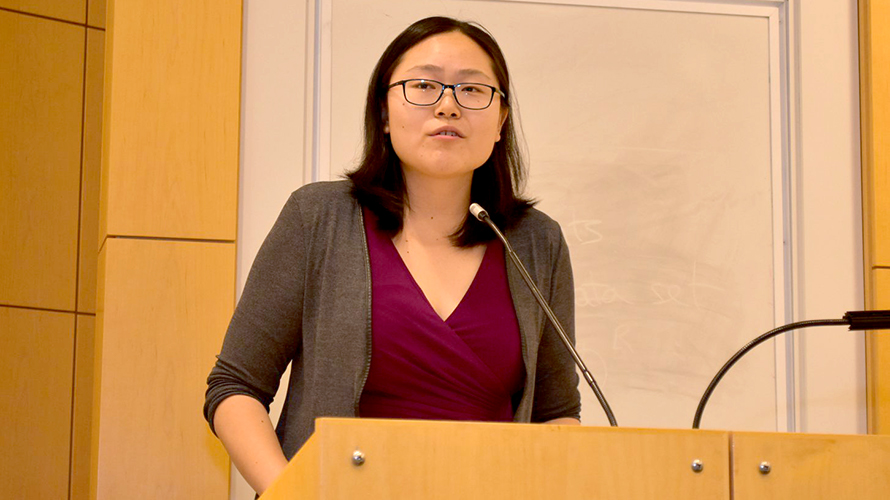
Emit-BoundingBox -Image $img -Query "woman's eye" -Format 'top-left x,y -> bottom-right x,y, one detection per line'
411,81 -> 436,90
461,85 -> 484,93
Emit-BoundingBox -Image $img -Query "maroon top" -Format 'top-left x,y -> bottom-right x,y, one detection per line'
358,208 -> 525,421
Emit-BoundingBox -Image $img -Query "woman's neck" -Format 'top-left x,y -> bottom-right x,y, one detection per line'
399,170 -> 473,247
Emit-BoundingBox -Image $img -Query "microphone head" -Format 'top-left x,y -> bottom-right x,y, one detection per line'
469,203 -> 489,221
844,310 -> 890,330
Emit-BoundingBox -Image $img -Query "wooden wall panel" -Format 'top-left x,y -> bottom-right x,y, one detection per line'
78,29 -> 104,314
0,0 -> 85,23
92,238 -> 232,499
88,0 -> 105,28
0,307 -> 75,498
91,242 -> 107,500
72,314 -> 95,500
870,270 -> 890,433
93,1 -> 241,496
862,0 -> 890,267
0,11 -> 84,311
861,0 -> 890,434
96,0 -> 112,247
102,0 -> 240,241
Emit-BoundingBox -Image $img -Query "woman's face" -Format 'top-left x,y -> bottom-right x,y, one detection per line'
385,31 -> 507,182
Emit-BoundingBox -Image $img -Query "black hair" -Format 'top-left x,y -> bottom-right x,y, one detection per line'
346,16 -> 534,247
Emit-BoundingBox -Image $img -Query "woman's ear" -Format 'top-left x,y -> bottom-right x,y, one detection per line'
382,108 -> 390,134
496,107 -> 509,142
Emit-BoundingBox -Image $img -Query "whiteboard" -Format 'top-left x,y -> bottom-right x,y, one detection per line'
319,0 -> 786,431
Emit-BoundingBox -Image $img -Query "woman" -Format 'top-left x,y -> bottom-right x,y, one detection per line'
204,16 -> 581,495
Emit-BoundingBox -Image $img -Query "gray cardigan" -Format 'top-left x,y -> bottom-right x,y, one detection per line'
204,181 -> 581,458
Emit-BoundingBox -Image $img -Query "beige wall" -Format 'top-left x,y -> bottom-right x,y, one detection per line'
0,1 -> 104,498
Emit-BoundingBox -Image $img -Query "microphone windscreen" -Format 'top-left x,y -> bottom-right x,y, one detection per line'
469,203 -> 488,221
844,310 -> 890,330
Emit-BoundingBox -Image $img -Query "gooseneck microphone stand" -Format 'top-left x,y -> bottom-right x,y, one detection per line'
692,310 -> 890,429
470,203 -> 618,427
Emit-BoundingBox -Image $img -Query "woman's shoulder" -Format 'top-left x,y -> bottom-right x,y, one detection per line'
506,207 -> 572,277
268,181 -> 360,237
290,179 -> 353,203
511,206 -> 564,242
282,180 -> 357,215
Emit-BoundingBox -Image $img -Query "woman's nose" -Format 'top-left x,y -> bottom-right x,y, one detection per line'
435,88 -> 461,118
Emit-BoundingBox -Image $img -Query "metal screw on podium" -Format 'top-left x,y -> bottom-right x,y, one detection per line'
758,461 -> 771,474
691,459 -> 703,473
352,450 -> 366,466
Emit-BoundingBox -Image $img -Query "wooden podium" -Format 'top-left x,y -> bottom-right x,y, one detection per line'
260,418 -> 890,499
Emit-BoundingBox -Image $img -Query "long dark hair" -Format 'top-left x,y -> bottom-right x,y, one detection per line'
346,16 -> 533,247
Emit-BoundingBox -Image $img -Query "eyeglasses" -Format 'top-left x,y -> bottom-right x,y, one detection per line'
388,79 -> 506,110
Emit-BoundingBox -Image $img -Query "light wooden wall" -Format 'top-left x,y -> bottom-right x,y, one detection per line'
0,1 -> 104,498
94,239 -> 233,498
90,0 -> 240,498
860,0 -> 890,434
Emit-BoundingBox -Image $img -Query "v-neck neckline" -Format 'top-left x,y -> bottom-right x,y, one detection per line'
386,238 -> 489,323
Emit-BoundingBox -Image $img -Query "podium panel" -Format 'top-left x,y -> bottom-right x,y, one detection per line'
262,418 -> 730,500
731,432 -> 890,499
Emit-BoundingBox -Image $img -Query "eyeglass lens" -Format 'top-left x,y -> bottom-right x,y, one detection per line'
402,80 -> 494,109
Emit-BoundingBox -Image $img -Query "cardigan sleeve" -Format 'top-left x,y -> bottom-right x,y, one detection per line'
203,192 -> 307,434
530,225 -> 582,422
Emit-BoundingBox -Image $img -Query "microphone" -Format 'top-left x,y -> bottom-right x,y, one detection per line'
843,310 -> 890,330
692,310 -> 890,429
469,203 -> 618,426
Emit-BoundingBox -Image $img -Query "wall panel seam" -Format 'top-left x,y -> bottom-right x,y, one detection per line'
106,235 -> 236,245
66,317 -> 78,500
0,304 -> 81,314
75,23 -> 88,315
69,19 -> 90,498
0,7 -> 94,28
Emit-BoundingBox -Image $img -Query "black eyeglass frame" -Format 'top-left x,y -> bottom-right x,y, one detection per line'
388,79 -> 507,110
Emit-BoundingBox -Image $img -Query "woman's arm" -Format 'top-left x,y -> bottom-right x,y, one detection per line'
204,192 -> 311,493
214,395 -> 289,495
545,417 -> 581,425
